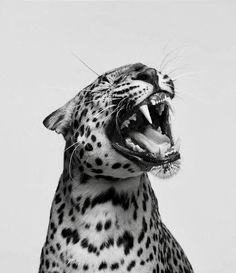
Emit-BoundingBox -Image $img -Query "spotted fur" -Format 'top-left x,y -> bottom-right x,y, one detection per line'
39,63 -> 194,273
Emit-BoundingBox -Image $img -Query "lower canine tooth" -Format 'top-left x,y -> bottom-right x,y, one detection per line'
156,143 -> 171,158
158,147 -> 165,158
157,127 -> 162,133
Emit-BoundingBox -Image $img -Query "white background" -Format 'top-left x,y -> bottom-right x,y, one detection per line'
1,1 -> 236,273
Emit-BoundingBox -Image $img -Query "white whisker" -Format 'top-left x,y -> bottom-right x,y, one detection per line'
68,143 -> 81,180
71,51 -> 99,76
94,104 -> 116,118
161,52 -> 185,73
102,97 -> 128,123
65,141 -> 80,152
173,72 -> 199,81
159,46 -> 186,72
167,65 -> 190,77
175,89 -> 209,104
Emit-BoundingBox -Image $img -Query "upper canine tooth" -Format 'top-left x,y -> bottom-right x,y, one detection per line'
139,104 -> 152,124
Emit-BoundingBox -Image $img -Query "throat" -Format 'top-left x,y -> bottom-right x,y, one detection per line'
54,171 -> 159,244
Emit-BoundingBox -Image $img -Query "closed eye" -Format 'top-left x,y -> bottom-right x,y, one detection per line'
101,75 -> 110,83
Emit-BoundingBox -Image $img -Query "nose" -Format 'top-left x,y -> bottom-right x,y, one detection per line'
135,68 -> 158,86
136,68 -> 175,98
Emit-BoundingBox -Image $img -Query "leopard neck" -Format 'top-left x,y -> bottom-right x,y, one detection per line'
51,143 -> 161,238
55,170 -> 159,242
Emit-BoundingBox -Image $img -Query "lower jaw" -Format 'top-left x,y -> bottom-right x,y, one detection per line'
112,142 -> 180,172
107,118 -> 180,172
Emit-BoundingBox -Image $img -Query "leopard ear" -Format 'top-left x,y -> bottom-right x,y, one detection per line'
43,98 -> 76,138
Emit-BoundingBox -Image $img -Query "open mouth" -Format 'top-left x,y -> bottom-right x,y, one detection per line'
108,92 -> 180,170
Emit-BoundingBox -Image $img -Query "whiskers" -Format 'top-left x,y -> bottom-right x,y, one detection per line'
68,142 -> 81,180
65,141 -> 81,152
94,104 -> 117,118
159,45 -> 187,73
172,71 -> 199,82
174,88 -> 209,105
166,65 -> 190,77
158,45 -> 197,83
71,51 -> 99,76
158,44 -> 205,105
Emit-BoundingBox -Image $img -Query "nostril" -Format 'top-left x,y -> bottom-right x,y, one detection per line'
163,74 -> 168,79
136,68 -> 157,84
136,73 -> 150,82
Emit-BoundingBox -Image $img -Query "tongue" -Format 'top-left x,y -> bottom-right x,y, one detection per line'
144,125 -> 170,144
129,126 -> 171,156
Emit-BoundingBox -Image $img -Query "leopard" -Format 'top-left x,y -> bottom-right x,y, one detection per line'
39,63 -> 194,273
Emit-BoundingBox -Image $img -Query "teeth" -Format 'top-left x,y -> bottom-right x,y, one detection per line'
149,94 -> 172,106
139,104 -> 152,124
125,137 -> 132,144
164,138 -> 181,156
125,138 -> 145,152
134,144 -> 145,152
121,120 -> 130,129
129,113 -> 137,121
125,138 -> 135,150
165,97 -> 171,103
165,149 -> 174,156
149,95 -> 160,105
160,143 -> 171,157
121,114 -> 137,129
159,147 -> 165,158
157,126 -> 162,134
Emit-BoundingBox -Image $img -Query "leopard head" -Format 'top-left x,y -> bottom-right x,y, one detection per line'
43,63 -> 180,179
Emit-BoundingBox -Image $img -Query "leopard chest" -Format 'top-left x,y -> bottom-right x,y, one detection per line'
45,176 -> 163,273
54,202 -> 161,273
